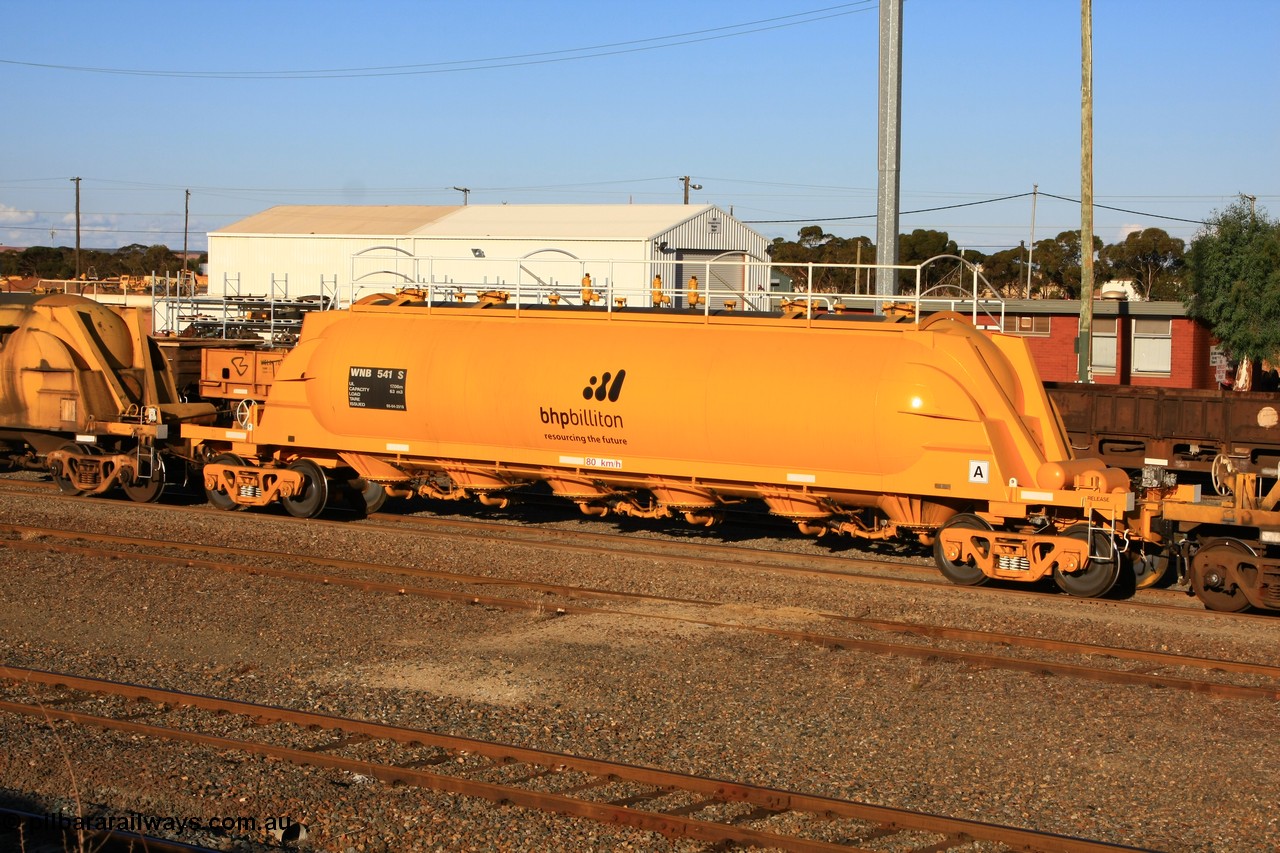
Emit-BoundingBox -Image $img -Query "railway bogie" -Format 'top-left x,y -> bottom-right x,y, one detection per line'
47,440 -> 167,502
1186,538 -> 1264,612
197,448 -> 387,520
932,513 -> 1123,597
1152,467 -> 1280,611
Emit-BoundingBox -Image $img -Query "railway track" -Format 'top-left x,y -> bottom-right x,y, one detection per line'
0,474 -> 1215,617
0,473 -> 935,574
0,665 -> 1149,853
359,502 -> 1212,614
5,521 -> 1278,701
4,476 -> 1279,849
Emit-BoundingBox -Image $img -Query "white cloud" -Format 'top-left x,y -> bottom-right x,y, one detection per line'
0,204 -> 36,225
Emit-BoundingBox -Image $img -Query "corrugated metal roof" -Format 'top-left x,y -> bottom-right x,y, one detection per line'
212,205 -> 460,236
213,204 -> 716,240
413,204 -> 712,240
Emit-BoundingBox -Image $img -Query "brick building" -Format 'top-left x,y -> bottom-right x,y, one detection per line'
996,299 -> 1219,390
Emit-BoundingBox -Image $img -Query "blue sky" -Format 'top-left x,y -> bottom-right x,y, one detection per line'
2,0 -> 1276,254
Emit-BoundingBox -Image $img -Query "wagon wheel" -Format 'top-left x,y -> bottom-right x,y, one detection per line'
48,440 -> 96,494
49,442 -> 90,496
121,455 -> 166,504
1126,537 -> 1172,584
348,478 -> 387,516
932,513 -> 994,586
1128,545 -> 1172,590
1052,523 -> 1120,598
283,459 -> 329,519
1189,538 -> 1254,613
205,453 -> 247,512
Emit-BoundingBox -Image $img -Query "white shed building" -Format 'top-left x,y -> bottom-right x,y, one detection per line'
207,204 -> 772,310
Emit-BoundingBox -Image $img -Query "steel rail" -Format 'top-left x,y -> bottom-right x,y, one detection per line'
0,475 -> 1222,623
0,475 -> 938,578
3,522 -> 1277,678
4,533 -> 1279,701
355,509 -> 1209,612
0,474 -> 1233,620
0,666 -> 1149,853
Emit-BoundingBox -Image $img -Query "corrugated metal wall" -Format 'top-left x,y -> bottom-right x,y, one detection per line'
651,207 -> 771,310
208,234 -> 419,300
209,206 -> 770,308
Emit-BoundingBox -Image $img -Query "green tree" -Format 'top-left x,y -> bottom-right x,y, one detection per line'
796,225 -> 827,249
140,244 -> 180,275
898,228 -> 958,263
15,246 -> 73,279
1185,200 -> 1280,362
895,228 -> 960,293
0,243 -> 195,284
1032,230 -> 1104,299
981,246 -> 1028,298
114,243 -> 151,276
768,229 -> 875,293
1100,227 -> 1186,301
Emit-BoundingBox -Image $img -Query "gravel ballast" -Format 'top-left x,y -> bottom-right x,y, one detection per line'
0,487 -> 1277,852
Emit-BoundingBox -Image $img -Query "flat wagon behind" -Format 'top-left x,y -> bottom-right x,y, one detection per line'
1046,381 -> 1280,477
1047,381 -> 1280,610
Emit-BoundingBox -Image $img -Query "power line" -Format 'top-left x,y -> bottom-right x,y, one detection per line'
1037,191 -> 1208,224
4,175 -> 1259,208
2,224 -> 195,237
1,183 -> 1218,247
744,190 -> 1211,226
0,2 -> 875,80
15,210 -> 217,219
0,176 -> 681,196
744,193 -> 1034,223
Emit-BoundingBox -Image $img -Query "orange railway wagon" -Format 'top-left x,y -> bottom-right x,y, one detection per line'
183,291 -> 1135,598
0,293 -> 215,501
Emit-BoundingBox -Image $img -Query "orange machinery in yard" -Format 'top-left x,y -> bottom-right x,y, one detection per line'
183,291 -> 1135,599
0,294 -> 215,501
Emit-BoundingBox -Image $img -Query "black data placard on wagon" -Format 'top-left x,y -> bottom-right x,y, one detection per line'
348,366 -> 407,410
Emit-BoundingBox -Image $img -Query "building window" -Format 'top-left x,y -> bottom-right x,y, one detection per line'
1001,315 -> 1051,336
1091,318 -> 1117,373
1132,318 -> 1172,375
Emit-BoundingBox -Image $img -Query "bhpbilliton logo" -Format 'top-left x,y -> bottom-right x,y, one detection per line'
539,369 -> 628,431
583,370 -> 626,402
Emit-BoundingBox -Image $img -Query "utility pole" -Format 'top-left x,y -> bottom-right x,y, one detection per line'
679,176 -> 702,204
875,0 -> 903,297
1077,0 -> 1094,384
452,186 -> 470,205
183,189 -> 191,276
70,177 -> 81,279
1026,184 -> 1038,299
1242,193 -> 1257,216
